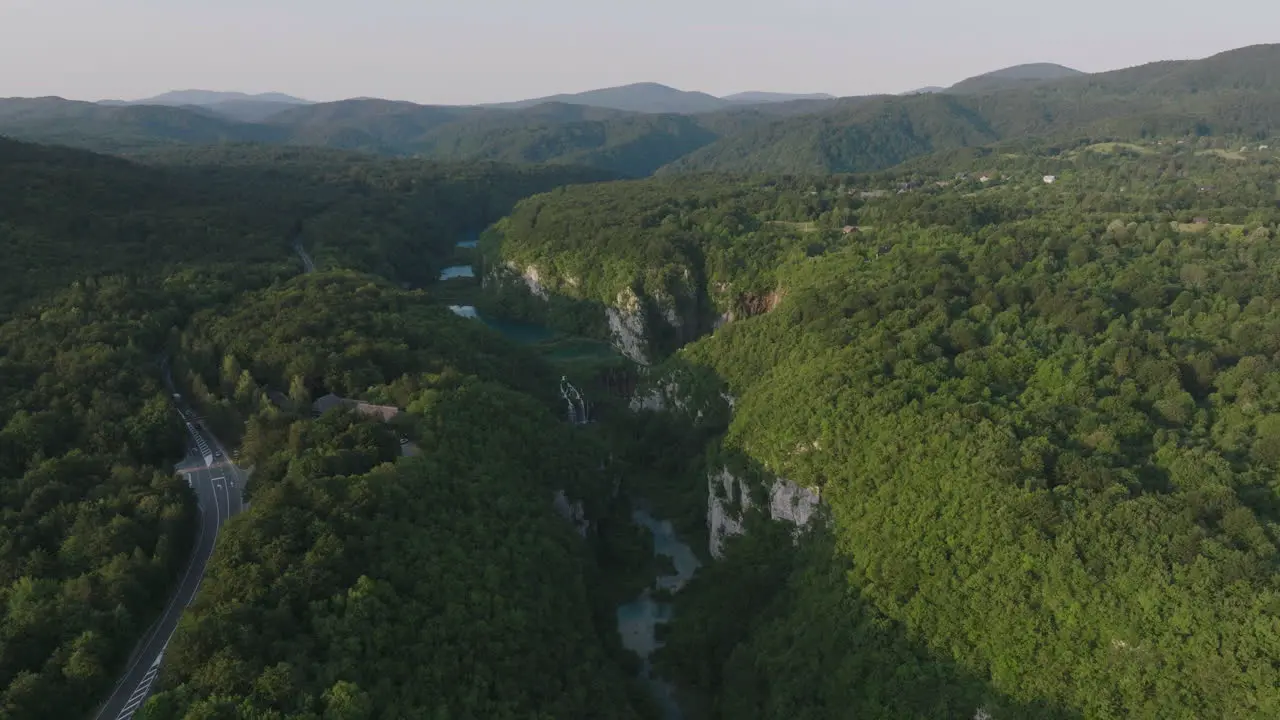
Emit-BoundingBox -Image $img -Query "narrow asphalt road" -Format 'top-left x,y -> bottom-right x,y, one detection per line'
92,401 -> 245,720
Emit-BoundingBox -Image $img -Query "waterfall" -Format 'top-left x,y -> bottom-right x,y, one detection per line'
559,376 -> 588,424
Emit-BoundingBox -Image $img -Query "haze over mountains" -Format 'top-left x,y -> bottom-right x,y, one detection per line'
482,83 -> 836,113
97,90 -> 314,122
7,20 -> 1280,720
1,44 -> 1276,177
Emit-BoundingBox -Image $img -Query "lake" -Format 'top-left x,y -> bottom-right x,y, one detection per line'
439,265 -> 475,280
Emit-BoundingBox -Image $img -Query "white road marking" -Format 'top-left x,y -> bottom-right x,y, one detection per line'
94,497 -> 208,720
115,657 -> 162,719
209,475 -> 222,531
212,477 -> 231,527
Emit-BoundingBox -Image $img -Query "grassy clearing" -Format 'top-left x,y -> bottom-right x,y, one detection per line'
766,220 -> 820,233
1083,142 -> 1156,155
1196,149 -> 1248,161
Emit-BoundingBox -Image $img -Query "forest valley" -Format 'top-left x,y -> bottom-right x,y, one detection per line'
1,120 -> 1280,720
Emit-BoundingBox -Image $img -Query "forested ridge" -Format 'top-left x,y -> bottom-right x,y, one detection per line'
4,44 -> 1280,179
665,217 -> 1280,717
0,139 -> 644,719
484,136 -> 1280,716
137,275 -> 644,719
0,138 -> 610,318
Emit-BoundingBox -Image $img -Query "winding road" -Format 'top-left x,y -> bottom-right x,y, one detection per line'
91,368 -> 246,720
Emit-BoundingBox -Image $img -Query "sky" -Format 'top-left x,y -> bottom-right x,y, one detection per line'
3,0 -> 1278,104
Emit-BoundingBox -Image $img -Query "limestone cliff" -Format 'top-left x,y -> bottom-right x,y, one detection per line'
707,467 -> 821,559
507,261 -> 550,300
714,287 -> 787,327
607,288 -> 650,364
628,363 -> 733,428
485,261 -> 709,365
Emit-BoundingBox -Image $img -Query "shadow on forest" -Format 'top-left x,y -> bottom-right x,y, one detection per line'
650,440 -> 1083,720
464,241 -> 1081,719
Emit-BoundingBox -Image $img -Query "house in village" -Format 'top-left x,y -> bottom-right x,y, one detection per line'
1043,175 -> 1057,184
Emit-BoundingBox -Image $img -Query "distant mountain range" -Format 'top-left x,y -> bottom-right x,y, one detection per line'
900,63 -> 1084,96
2,45 -> 1276,177
902,86 -> 946,96
99,90 -> 314,122
722,91 -> 836,104
103,90 -> 312,106
482,83 -> 835,114
945,63 -> 1085,94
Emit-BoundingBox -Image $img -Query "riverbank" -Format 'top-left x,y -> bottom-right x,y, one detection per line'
616,506 -> 701,720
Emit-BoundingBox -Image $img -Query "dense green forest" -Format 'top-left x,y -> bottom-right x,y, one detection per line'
0,139 -> 639,719
0,99 -> 718,177
485,133 -> 1280,366
481,139 -> 1280,716
0,138 -> 609,318
137,275 -> 645,718
0,138 -> 294,318
0,277 -> 202,719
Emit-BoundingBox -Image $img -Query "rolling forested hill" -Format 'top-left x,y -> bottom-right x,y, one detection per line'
0,44 -> 1273,179
0,138 -> 614,318
663,44 -> 1280,174
478,139 -> 1280,717
0,98 -> 727,177
944,62 -> 1084,94
139,273 -> 645,719
0,139 -> 641,719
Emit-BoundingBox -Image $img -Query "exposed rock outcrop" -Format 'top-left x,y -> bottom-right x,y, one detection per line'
552,489 -> 590,538
629,377 -> 695,415
608,288 -> 650,364
715,288 -> 786,328
504,261 -> 550,300
707,468 -> 749,558
627,366 -> 733,428
707,467 -> 820,558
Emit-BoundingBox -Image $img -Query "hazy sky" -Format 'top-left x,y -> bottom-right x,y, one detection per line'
4,0 -> 1277,104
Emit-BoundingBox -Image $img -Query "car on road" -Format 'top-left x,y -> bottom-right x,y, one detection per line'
399,436 -> 409,445
213,450 -> 222,459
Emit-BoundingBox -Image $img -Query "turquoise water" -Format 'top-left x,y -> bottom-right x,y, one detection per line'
481,316 -> 556,344
439,265 -> 475,280
616,508 -> 700,720
446,306 -> 556,343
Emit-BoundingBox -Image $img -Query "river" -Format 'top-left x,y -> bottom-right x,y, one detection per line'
616,507 -> 700,719
445,236 -> 695,717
